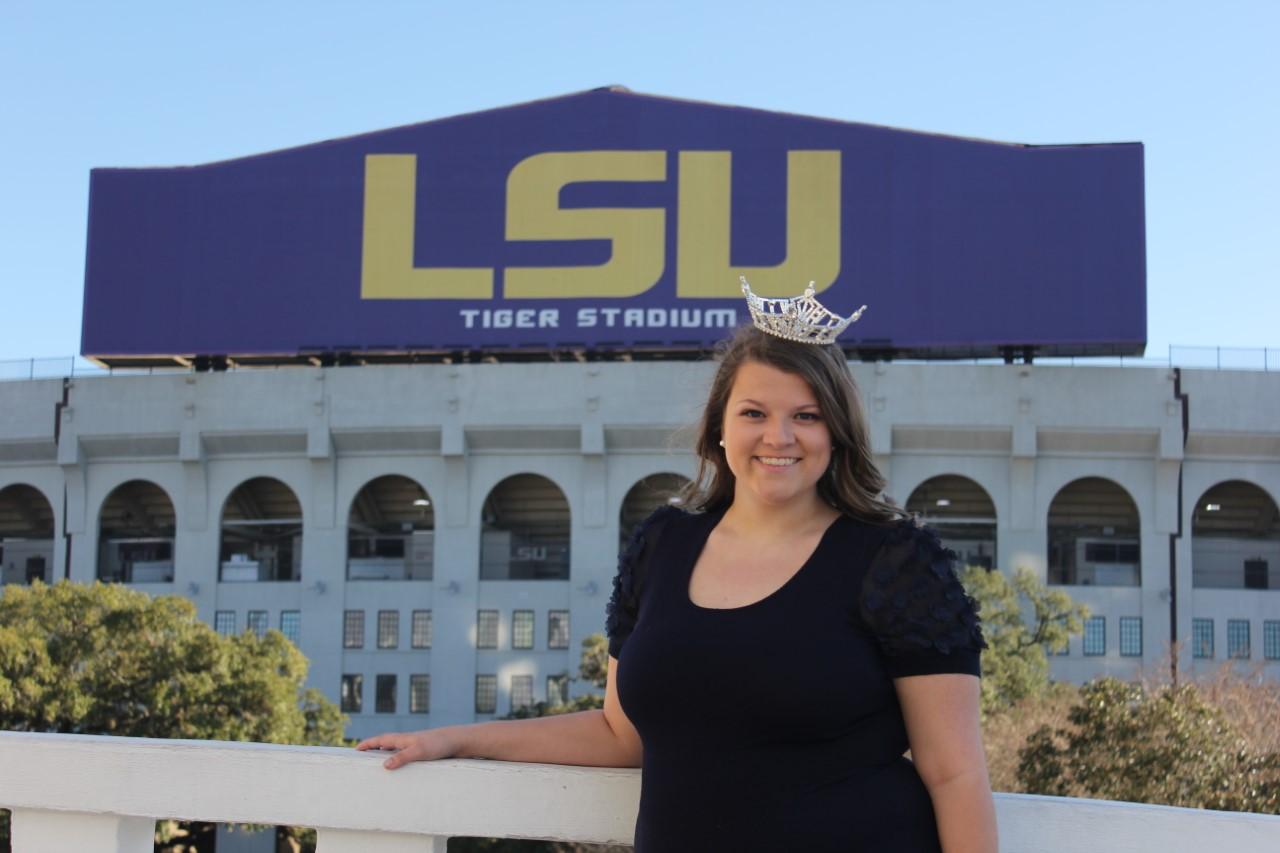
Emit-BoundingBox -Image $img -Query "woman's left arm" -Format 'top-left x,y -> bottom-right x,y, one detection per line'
895,673 -> 998,853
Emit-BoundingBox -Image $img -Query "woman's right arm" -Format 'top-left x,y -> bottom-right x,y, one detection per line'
356,655 -> 642,770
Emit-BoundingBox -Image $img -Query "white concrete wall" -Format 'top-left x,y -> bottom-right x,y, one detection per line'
1179,368 -> 1280,679
2,362 -> 1278,735
2,732 -> 1279,852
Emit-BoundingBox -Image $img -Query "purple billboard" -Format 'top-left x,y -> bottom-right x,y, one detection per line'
82,87 -> 1145,365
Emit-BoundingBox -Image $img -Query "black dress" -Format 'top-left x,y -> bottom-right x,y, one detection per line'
605,505 -> 985,853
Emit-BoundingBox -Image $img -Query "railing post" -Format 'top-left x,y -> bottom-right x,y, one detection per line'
9,808 -> 154,853
317,829 -> 449,852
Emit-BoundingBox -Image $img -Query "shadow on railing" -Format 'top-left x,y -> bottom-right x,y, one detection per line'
2,732 -> 1279,852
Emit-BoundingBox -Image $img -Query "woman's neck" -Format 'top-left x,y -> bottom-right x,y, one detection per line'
719,492 -> 839,541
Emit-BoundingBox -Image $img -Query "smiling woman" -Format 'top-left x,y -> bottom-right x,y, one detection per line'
604,324 -> 995,851
679,324 -> 901,525
720,361 -> 833,508
358,310 -> 995,853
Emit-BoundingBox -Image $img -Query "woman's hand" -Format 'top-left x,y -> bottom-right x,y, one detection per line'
356,728 -> 460,770
355,705 -> 639,769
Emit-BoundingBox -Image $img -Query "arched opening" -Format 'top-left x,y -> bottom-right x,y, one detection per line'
220,477 -> 303,582
480,474 -> 570,580
905,475 -> 998,569
1191,480 -> 1280,589
348,475 -> 435,580
619,473 -> 690,551
0,483 -> 56,585
97,480 -> 176,583
1047,477 -> 1141,586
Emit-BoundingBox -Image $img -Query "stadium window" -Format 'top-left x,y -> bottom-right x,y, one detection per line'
347,475 -> 434,581
510,675 -> 534,712
411,610 -> 432,649
1119,617 -> 1142,657
512,610 -> 534,649
375,674 -> 397,714
1264,621 -> 1280,661
343,610 -> 365,649
96,480 -> 176,583
480,474 -> 571,580
280,610 -> 301,645
1192,618 -> 1214,659
477,610 -> 499,649
219,477 -> 303,582
1046,478 -> 1141,586
1082,616 -> 1106,656
214,610 -> 236,636
548,610 -> 570,649
547,674 -> 569,706
475,675 -> 497,714
377,610 -> 399,649
341,674 -> 363,713
247,610 -> 269,638
409,674 -> 430,714
1228,619 -> 1251,659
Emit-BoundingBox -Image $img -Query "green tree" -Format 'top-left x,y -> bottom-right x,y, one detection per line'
501,634 -> 607,722
0,581 -> 343,744
1017,677 -> 1280,814
576,633 -> 608,690
0,581 -> 346,851
958,565 -> 1089,715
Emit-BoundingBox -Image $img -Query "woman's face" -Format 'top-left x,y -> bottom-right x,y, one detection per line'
720,360 -> 832,510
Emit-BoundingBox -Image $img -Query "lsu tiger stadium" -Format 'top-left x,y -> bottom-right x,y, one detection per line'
1,87 -> 1277,739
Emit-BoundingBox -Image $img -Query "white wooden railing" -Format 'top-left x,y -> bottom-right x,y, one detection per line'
2,731 -> 1278,852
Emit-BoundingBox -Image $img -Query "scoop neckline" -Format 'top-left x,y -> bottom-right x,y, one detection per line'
684,508 -> 845,612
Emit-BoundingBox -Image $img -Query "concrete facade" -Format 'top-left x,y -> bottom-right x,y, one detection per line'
1,361 -> 1277,738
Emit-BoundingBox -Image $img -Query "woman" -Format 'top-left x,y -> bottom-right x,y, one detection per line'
358,289 -> 997,852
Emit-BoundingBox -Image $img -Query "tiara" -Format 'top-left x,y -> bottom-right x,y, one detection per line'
740,276 -> 867,345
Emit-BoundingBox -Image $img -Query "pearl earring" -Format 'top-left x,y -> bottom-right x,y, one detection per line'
718,439 -> 726,448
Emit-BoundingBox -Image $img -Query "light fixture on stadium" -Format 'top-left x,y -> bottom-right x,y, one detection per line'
740,276 -> 867,345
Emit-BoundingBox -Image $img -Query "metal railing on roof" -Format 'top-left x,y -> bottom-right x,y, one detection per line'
0,345 -> 1276,383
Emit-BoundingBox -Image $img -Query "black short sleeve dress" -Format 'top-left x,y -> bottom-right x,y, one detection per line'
605,505 -> 985,852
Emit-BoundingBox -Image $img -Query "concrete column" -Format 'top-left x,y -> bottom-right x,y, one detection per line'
433,521 -> 479,727
10,809 -> 154,853
56,415 -> 91,582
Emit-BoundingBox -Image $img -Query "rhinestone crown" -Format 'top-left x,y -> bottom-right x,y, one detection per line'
740,276 -> 867,345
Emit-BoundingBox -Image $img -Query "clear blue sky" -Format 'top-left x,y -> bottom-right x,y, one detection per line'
2,0 -> 1276,362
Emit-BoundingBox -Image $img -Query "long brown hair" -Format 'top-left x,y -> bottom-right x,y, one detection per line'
680,326 -> 906,525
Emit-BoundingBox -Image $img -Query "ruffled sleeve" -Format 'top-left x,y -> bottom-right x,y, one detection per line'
606,505 -> 682,659
859,519 -> 986,679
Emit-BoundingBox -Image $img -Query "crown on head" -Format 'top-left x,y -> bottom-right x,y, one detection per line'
740,276 -> 867,345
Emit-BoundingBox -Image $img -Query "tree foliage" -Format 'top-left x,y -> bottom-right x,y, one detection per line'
576,633 -> 608,691
1017,677 -> 1280,814
958,565 -> 1089,715
0,581 -> 344,744
501,634 -> 607,722
0,581 -> 346,852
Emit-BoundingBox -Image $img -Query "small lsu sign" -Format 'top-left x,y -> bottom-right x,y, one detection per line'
81,87 -> 1145,365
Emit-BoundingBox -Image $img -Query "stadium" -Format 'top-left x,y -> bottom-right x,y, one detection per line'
0,88 -> 1277,741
